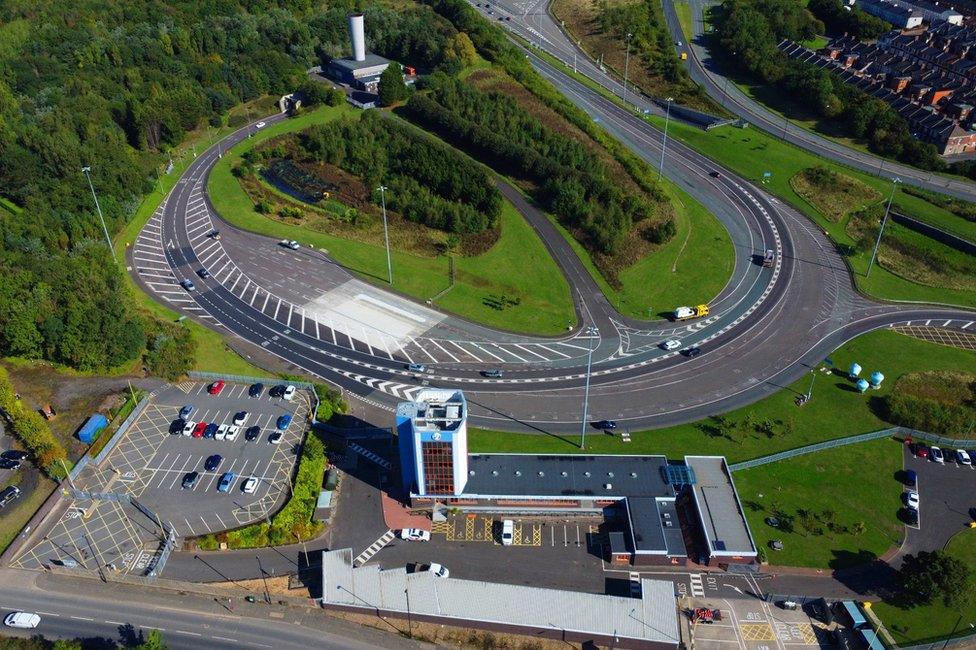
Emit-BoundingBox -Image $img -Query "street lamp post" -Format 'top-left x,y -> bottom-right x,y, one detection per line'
377,185 -> 393,285
623,33 -> 632,102
81,166 -> 116,261
805,369 -> 816,402
866,177 -> 901,278
659,97 -> 674,179
580,326 -> 598,450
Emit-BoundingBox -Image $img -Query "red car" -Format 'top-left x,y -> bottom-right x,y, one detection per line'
192,422 -> 207,438
208,380 -> 225,395
916,444 -> 929,459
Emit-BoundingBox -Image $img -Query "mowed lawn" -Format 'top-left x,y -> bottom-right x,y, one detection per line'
469,329 -> 976,461
875,530 -> 976,644
207,105 -> 577,335
734,437 -> 904,569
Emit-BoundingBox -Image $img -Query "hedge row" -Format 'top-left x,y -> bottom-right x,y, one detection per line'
0,366 -> 69,479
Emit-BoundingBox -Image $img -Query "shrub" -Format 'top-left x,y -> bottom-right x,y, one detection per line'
0,365 -> 69,478
644,218 -> 677,244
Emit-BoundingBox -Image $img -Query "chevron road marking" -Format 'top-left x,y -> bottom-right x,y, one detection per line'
354,530 -> 396,567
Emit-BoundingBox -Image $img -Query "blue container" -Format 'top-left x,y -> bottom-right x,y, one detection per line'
849,362 -> 862,379
77,413 -> 108,444
855,378 -> 870,393
869,371 -> 885,388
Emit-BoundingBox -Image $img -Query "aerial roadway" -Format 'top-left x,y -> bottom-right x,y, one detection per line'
131,19 -> 975,433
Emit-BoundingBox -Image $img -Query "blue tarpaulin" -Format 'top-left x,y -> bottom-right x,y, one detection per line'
77,413 -> 108,444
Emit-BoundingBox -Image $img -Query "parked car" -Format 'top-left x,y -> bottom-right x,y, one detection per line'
406,363 -> 427,373
196,268 -> 210,279
234,411 -> 249,426
595,420 -> 617,430
915,444 -> 929,459
242,477 -> 258,494
192,422 -> 207,438
215,424 -> 229,441
204,423 -> 218,439
169,419 -> 185,435
424,563 -> 450,579
277,414 -> 292,430
958,449 -> 972,466
248,383 -> 264,398
0,459 -> 20,470
501,519 -> 514,546
283,385 -> 297,401
482,369 -> 504,378
268,431 -> 283,445
179,404 -> 194,419
245,425 -> 261,442
182,471 -> 199,489
0,485 -> 21,508
255,121 -> 266,129
682,347 -> 702,358
208,380 -> 225,395
931,446 -> 945,464
905,508 -> 919,526
217,472 -> 236,493
4,612 -> 40,629
399,529 -> 431,542
660,339 -> 682,351
280,240 -> 300,250
225,426 -> 240,442
905,469 -> 917,487
181,420 -> 195,436
204,455 -> 222,472
180,279 -> 195,291
1,450 -> 29,462
269,384 -> 286,398
906,490 -> 920,509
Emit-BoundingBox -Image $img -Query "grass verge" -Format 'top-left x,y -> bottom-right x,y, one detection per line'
0,474 -> 56,555
734,437 -> 903,569
469,329 -> 976,461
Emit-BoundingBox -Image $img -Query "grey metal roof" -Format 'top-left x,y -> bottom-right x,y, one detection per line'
627,497 -> 687,556
461,454 -> 674,499
685,456 -> 757,557
329,54 -> 390,72
321,549 -> 680,645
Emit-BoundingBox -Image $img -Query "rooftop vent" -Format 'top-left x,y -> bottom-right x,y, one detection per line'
607,472 -> 614,478
515,470 -> 521,477
604,483 -> 613,490
469,470 -> 475,476
538,471 -> 544,477
561,471 -> 568,477
491,470 -> 498,476
630,472 -> 637,478
584,471 -> 591,477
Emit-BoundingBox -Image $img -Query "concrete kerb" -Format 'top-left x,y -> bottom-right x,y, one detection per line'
0,487 -> 68,567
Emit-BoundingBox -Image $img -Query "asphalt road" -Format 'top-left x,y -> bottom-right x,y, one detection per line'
0,568 -> 421,650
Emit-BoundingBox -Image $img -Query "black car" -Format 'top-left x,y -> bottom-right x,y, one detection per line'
482,369 -> 504,378
595,420 -> 617,430
709,171 -> 721,178
248,382 -> 264,398
0,485 -> 21,508
204,455 -> 222,472
245,425 -> 261,442
197,268 -> 210,279
268,431 -> 283,444
204,423 -> 218,439
170,418 -> 185,434
1,450 -> 29,462
0,459 -> 20,470
269,384 -> 286,398
682,347 -> 702,358
905,507 -> 919,526
182,471 -> 199,489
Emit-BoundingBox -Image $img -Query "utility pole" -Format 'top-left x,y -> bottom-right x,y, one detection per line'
623,32 -> 632,102
82,166 -> 116,261
659,97 -> 674,179
377,186 -> 393,285
580,326 -> 598,450
805,369 -> 816,402
866,177 -> 901,278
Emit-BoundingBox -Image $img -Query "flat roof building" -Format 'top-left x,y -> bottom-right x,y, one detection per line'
326,13 -> 391,93
685,456 -> 758,562
397,388 -> 468,497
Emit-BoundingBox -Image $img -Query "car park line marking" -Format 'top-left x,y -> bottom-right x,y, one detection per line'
183,517 -> 195,535
495,344 -> 528,363
273,299 -> 281,321
471,342 -> 505,362
428,338 -> 460,363
199,515 -> 211,532
516,344 -> 549,361
537,344 -> 571,359
229,273 -> 242,292
449,340 -> 480,362
213,511 -> 228,530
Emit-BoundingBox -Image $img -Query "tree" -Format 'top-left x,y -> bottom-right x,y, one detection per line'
378,63 -> 408,106
135,629 -> 168,650
447,32 -> 478,67
900,550 -> 971,606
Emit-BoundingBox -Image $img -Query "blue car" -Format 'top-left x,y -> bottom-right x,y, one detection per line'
204,454 -> 222,472
179,404 -> 194,419
204,423 -> 218,439
217,472 -> 236,493
276,414 -> 292,430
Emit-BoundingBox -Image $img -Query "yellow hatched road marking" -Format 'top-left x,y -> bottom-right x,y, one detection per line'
739,623 -> 775,641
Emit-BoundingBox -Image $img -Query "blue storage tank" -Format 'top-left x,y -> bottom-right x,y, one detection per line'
849,362 -> 862,379
869,371 -> 885,388
77,413 -> 108,444
856,378 -> 870,393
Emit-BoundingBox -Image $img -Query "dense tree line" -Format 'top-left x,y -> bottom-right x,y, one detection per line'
300,112 -> 502,234
807,0 -> 891,40
0,0 -> 464,372
406,74 -> 655,254
715,0 -> 945,170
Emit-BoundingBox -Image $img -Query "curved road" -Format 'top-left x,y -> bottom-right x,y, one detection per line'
129,46 -> 975,433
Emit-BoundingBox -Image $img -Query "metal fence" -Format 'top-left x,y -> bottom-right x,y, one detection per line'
91,396 -> 151,466
729,428 -> 902,472
188,371 -> 321,423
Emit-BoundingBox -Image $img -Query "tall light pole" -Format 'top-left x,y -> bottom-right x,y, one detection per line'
659,97 -> 674,179
623,32 -> 632,101
580,326 -> 599,450
377,185 -> 393,285
82,166 -> 116,261
866,177 -> 901,278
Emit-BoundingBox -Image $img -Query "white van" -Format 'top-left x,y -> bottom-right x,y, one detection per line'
4,612 -> 40,629
501,519 -> 514,546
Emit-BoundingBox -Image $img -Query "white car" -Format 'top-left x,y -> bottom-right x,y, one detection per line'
255,121 -> 266,129
4,612 -> 40,629
501,519 -> 514,546
215,424 -> 229,441
234,411 -> 249,426
958,449 -> 972,466
399,528 -> 431,542
225,425 -> 240,442
425,563 -> 449,579
660,339 -> 682,351
931,446 -> 945,464
283,385 -> 297,401
242,477 -> 258,494
906,490 -> 920,510
182,420 -> 196,436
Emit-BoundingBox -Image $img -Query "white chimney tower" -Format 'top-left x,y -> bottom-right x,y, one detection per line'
348,14 -> 366,62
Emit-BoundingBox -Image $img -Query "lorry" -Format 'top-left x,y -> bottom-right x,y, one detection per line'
673,305 -> 709,321
763,249 -> 775,268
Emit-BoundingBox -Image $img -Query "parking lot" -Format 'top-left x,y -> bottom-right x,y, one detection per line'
688,595 -> 832,650
13,379 -> 312,575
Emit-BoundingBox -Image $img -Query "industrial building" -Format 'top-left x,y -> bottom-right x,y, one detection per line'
396,389 -> 758,567
327,13 -> 392,93
320,548 -> 681,649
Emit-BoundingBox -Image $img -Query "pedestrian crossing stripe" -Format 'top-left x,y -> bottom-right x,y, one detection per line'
354,529 -> 395,566
689,573 -> 705,597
